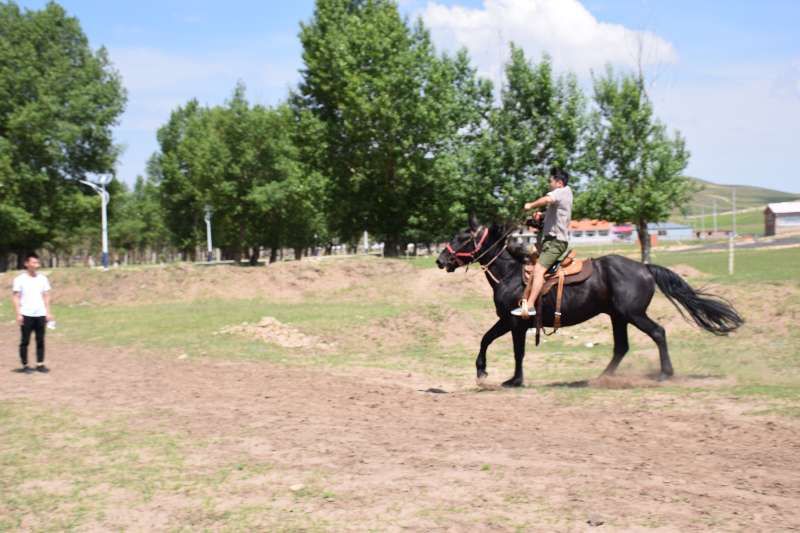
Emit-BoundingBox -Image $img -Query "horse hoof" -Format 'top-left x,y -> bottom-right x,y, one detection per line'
657,372 -> 673,382
501,377 -> 524,388
476,373 -> 488,386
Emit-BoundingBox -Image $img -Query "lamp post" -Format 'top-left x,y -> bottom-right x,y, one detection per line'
80,176 -> 111,270
204,206 -> 213,262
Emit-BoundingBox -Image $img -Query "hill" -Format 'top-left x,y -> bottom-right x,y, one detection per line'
685,177 -> 800,214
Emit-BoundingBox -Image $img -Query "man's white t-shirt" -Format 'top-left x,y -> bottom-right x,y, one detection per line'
543,185 -> 573,242
12,272 -> 51,317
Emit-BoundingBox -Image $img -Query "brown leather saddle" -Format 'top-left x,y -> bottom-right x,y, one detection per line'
522,250 -> 594,344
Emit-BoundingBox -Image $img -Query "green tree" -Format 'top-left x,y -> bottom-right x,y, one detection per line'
296,0 -> 489,254
149,100 -> 204,258
471,46 -> 588,222
580,68 -> 691,263
153,86 -> 325,263
0,1 -> 126,270
109,176 -> 169,262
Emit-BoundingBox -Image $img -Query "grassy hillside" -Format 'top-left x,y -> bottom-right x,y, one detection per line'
675,208 -> 765,236
685,177 -> 799,214
669,177 -> 799,235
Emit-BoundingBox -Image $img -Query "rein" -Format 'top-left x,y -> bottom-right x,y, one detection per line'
445,224 -> 520,284
445,226 -> 490,266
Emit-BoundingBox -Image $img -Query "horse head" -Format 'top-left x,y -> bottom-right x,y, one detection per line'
436,214 -> 491,272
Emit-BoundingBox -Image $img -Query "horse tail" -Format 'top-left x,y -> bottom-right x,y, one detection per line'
647,264 -> 743,335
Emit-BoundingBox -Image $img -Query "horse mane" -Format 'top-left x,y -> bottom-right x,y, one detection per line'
489,222 -> 534,265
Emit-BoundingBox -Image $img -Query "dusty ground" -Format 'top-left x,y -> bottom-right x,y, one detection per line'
2,325 -> 799,532
2,255 -> 799,531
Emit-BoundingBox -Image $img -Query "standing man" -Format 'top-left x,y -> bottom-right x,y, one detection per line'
12,253 -> 53,373
511,167 -> 573,318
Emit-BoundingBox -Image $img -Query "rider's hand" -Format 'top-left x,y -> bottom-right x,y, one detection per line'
46,313 -> 54,322
524,201 -> 535,211
16,314 -> 23,326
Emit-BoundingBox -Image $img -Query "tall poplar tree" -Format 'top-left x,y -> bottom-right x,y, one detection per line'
295,0 -> 488,254
471,46 -> 588,221
580,68 -> 691,263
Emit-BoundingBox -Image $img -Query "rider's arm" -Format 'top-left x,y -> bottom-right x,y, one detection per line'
524,195 -> 553,211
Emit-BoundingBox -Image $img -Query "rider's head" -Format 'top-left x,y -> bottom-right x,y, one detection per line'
549,167 -> 569,190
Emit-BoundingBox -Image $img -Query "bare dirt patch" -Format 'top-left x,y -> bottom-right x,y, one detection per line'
217,316 -> 335,352
2,327 -> 799,531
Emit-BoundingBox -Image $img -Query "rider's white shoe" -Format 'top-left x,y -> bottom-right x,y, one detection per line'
510,300 -> 536,318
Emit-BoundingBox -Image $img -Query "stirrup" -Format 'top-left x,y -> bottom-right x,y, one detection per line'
510,300 -> 536,317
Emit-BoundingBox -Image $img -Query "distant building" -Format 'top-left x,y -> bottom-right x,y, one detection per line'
513,219 -> 636,245
569,219 -> 612,243
633,222 -> 694,242
512,220 -> 694,247
765,202 -> 800,236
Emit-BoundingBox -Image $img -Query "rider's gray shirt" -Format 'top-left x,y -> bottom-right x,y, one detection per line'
543,185 -> 573,242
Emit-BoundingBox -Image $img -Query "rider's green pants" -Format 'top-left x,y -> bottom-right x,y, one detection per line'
538,236 -> 568,269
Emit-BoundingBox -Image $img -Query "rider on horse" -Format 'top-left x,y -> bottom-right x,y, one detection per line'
511,167 -> 573,318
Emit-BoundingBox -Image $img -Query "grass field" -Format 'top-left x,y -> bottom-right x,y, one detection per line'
2,246 -> 799,530
3,246 -> 797,395
674,207 -> 766,235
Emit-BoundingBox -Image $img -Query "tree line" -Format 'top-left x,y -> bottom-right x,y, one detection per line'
0,0 -> 691,270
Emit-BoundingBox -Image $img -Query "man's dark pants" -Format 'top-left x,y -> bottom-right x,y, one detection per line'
19,316 -> 46,366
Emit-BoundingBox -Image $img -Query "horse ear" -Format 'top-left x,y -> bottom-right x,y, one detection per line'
468,213 -> 480,231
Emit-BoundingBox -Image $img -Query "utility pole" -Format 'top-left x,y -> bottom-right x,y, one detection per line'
729,187 -> 736,275
713,200 -> 718,233
701,205 -> 706,234
204,206 -> 213,262
728,232 -> 734,275
80,176 -> 111,270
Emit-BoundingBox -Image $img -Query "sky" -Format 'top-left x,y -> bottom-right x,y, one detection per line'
16,0 -> 800,193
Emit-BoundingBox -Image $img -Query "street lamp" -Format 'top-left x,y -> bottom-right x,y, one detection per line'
80,175 -> 111,270
204,205 -> 213,262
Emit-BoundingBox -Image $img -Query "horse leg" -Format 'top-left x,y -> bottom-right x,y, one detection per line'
502,325 -> 527,388
629,313 -> 674,381
476,319 -> 511,382
601,314 -> 629,376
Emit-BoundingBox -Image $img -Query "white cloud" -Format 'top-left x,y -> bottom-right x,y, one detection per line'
419,0 -> 677,83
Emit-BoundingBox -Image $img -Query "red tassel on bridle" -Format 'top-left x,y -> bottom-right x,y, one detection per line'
444,227 -> 489,266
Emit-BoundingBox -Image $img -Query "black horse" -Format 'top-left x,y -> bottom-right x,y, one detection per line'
436,215 -> 743,387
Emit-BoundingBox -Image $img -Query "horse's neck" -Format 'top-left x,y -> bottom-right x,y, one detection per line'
477,240 -> 520,285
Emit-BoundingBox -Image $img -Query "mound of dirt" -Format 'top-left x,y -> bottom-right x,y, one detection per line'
670,264 -> 706,278
5,256 -> 418,306
217,316 -> 334,352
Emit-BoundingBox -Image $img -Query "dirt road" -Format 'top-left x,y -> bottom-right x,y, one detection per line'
2,325 -> 799,532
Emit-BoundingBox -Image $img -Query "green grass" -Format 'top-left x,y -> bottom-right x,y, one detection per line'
4,248 -> 799,409
18,246 -> 796,395
673,207 -> 766,236
651,245 -> 800,283
52,298 -> 411,366
0,402 -> 280,532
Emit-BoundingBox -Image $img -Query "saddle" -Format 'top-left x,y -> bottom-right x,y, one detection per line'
522,249 -> 594,344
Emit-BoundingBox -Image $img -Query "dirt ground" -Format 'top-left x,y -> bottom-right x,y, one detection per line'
2,324 -> 799,532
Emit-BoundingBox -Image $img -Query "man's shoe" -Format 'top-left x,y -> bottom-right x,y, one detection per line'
14,366 -> 33,374
510,300 -> 536,318
35,365 -> 50,373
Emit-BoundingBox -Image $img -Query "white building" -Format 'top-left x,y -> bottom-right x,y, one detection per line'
765,201 -> 800,236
